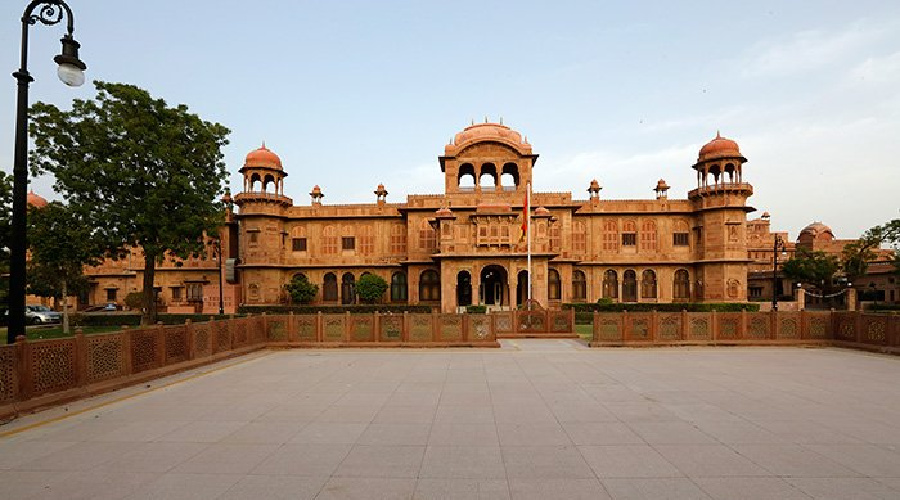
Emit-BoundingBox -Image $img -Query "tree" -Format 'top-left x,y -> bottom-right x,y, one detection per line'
782,248 -> 840,291
0,171 -> 12,309
357,274 -> 388,304
285,274 -> 318,304
27,201 -> 100,334
29,81 -> 230,325
842,237 -> 879,283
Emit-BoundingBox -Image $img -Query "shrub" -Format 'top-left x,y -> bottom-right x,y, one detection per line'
465,305 -> 487,314
357,274 -> 389,304
124,292 -> 144,309
285,274 -> 318,304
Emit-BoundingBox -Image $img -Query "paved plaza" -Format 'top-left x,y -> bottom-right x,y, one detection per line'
1,341 -> 900,499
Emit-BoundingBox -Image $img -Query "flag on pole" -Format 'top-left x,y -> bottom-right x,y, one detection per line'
519,190 -> 528,241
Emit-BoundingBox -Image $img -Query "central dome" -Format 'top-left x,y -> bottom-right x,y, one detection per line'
244,142 -> 282,170
446,121 -> 532,156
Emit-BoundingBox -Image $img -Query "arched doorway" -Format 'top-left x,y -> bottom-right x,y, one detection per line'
516,270 -> 529,306
480,265 -> 507,307
457,271 -> 472,307
341,272 -> 356,304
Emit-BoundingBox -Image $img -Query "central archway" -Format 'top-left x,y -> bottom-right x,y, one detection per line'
480,265 -> 508,307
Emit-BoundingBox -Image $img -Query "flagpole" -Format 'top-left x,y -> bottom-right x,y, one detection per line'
526,182 -> 532,310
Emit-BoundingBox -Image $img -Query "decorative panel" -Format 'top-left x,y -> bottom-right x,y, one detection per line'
87,334 -> 125,383
323,314 -> 346,342
350,316 -> 375,342
468,315 -> 492,341
30,339 -> 77,396
439,314 -> 463,342
0,345 -> 17,404
233,319 -> 249,347
379,315 -> 403,342
687,315 -> 711,341
296,315 -> 317,342
777,313 -> 800,339
594,314 -> 623,342
834,313 -> 856,342
193,324 -> 211,358
267,318 -> 288,341
213,321 -> 232,353
132,330 -> 160,373
747,314 -> 770,339
492,312 -> 514,334
804,312 -> 830,339
409,314 -> 433,343
718,313 -> 741,340
626,314 -> 651,341
549,311 -> 572,332
518,311 -> 546,333
165,326 -> 188,364
658,314 -> 681,340
861,315 -> 887,345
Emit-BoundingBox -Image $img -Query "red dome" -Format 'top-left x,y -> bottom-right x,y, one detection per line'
26,190 -> 48,208
698,131 -> 741,161
244,142 -> 282,170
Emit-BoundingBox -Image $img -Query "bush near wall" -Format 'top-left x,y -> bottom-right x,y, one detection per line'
465,305 -> 487,314
563,302 -> 761,313
237,304 -> 434,315
70,313 -> 241,327
868,303 -> 900,312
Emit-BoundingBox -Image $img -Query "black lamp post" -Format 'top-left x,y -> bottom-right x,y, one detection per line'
8,1 -> 86,345
772,234 -> 785,312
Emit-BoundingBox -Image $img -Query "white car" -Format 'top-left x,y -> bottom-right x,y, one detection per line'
25,305 -> 62,325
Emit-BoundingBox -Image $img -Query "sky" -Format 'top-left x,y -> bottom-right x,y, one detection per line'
1,0 -> 899,240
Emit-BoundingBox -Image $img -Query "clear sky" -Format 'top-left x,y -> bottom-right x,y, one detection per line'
2,1 -> 899,240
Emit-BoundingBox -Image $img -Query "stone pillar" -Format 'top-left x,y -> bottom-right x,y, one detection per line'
796,288 -> 806,311
847,288 -> 857,312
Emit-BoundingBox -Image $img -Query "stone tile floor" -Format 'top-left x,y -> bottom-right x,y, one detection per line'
2,340 -> 900,499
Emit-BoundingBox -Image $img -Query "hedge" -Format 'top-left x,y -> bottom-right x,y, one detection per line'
237,304 -> 434,315
867,303 -> 900,312
465,305 -> 487,314
563,302 -> 760,313
70,313 -> 242,327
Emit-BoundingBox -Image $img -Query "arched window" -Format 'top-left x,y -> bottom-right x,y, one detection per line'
263,174 -> 275,193
602,270 -> 618,299
674,269 -> 690,300
641,270 -> 657,299
250,173 -> 261,192
391,271 -> 408,302
500,162 -> 519,190
419,270 -> 440,301
323,273 -> 338,302
549,223 -> 561,251
479,163 -> 497,190
458,163 -> 476,190
341,272 -> 355,304
572,270 -> 587,301
623,270 -> 637,302
548,268 -> 561,300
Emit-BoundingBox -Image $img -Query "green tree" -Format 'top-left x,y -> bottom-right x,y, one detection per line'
285,274 -> 318,304
782,248 -> 840,292
27,201 -> 101,333
842,237 -> 879,283
29,81 -> 230,325
357,274 -> 388,304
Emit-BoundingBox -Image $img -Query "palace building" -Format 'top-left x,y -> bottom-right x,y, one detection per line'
224,122 -> 755,313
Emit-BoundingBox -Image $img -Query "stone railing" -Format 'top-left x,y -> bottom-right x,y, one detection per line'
0,312 -> 499,419
491,309 -> 576,338
590,310 -> 900,352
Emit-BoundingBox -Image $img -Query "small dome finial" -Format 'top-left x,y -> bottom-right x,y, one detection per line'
715,130 -> 721,139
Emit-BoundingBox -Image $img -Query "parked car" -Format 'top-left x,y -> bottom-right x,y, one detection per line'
2,305 -> 62,325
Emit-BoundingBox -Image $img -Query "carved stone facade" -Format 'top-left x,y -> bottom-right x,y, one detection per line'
233,123 -> 754,313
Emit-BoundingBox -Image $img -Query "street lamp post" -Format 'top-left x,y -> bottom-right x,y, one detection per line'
8,1 -> 86,344
214,238 -> 224,315
772,234 -> 785,312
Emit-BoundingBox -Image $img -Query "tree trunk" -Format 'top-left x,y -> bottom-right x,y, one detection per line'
62,278 -> 70,335
142,254 -> 158,326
